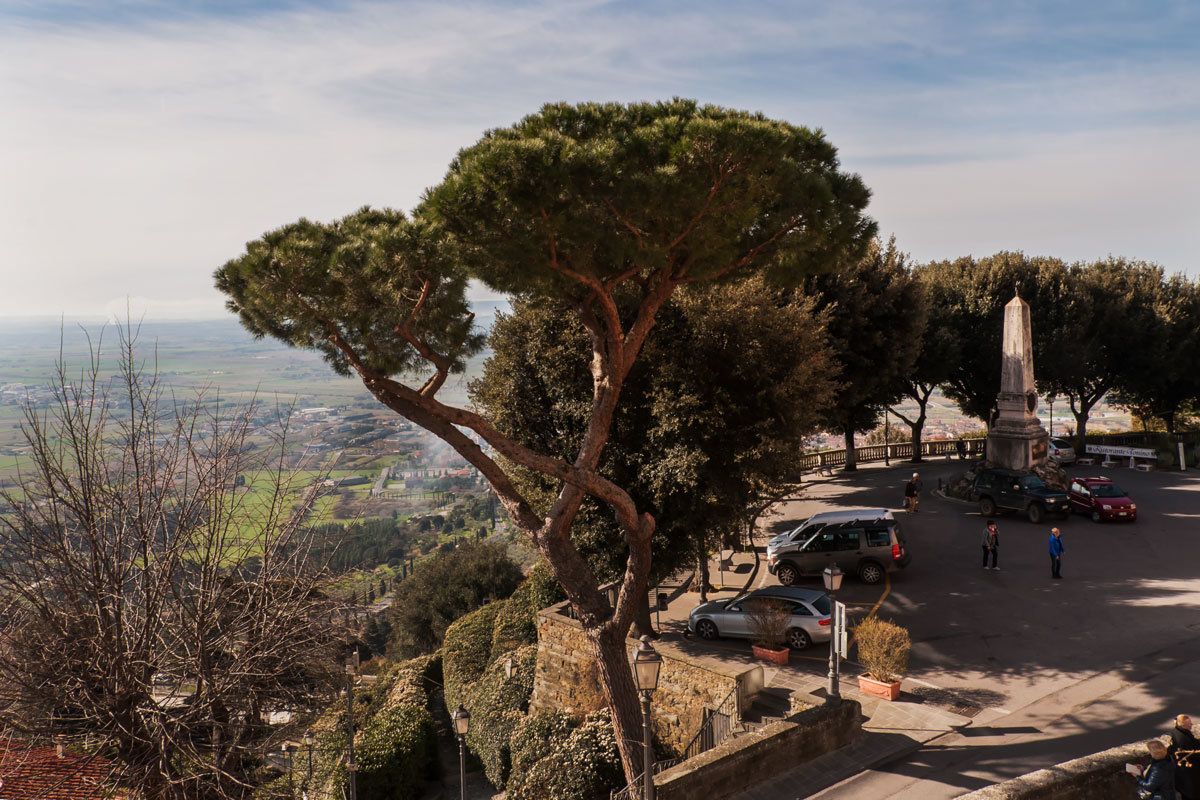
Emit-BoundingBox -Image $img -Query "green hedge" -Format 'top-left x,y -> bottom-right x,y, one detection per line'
527,561 -> 567,614
506,710 -> 624,800
461,643 -> 537,786
443,601 -> 504,710
357,704 -> 440,800
296,653 -> 443,800
491,580 -> 538,653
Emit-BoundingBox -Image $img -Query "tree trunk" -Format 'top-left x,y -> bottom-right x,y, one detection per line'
910,420 -> 923,462
843,426 -> 858,471
1072,407 -> 1089,453
697,550 -> 710,603
631,592 -> 657,640
590,626 -> 648,786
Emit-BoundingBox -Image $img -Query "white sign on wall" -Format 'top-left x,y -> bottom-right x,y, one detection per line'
1085,444 -> 1157,459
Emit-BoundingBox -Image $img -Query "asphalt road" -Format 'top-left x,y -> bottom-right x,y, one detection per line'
755,457 -> 1200,798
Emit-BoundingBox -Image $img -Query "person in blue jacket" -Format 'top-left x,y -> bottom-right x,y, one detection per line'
1135,739 -> 1176,800
1048,527 -> 1065,579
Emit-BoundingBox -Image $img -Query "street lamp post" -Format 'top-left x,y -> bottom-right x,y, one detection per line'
1049,396 -> 1054,439
452,704 -> 471,800
282,743 -> 295,799
632,635 -> 663,800
346,652 -> 359,800
303,731 -> 314,800
884,407 -> 890,466
823,564 -> 844,702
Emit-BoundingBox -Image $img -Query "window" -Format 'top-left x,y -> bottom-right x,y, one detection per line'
865,528 -> 891,547
811,594 -> 832,616
834,530 -> 861,551
790,603 -> 812,616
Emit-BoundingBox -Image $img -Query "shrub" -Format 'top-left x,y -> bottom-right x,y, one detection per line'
527,561 -> 567,614
443,601 -> 504,710
386,540 -> 524,659
855,617 -> 910,683
506,710 -> 624,800
356,704 -> 440,800
461,644 -> 537,786
491,580 -> 538,654
297,653 -> 443,800
746,598 -> 790,650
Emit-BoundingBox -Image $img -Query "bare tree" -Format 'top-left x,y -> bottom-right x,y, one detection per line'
0,328 -> 345,800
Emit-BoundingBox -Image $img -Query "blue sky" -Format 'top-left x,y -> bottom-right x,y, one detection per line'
2,0 -> 1198,318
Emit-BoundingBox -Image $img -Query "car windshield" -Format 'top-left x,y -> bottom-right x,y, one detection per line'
1091,483 -> 1127,498
810,594 -> 831,616
1020,475 -> 1046,490
725,593 -> 752,608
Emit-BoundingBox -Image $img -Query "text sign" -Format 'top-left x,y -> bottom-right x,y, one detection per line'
1085,444 -> 1157,459
835,601 -> 848,658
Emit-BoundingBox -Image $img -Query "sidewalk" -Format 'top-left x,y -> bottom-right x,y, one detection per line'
659,534 -> 972,800
726,667 -> 972,800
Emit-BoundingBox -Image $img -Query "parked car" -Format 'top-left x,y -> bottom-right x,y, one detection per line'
687,586 -> 831,650
971,468 -> 1070,523
765,508 -> 910,586
1068,476 -> 1137,522
1049,438 -> 1077,465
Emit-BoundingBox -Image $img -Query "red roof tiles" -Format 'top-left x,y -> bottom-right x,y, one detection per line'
0,739 -> 123,800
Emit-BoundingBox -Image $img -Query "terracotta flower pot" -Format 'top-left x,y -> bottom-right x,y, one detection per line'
752,644 -> 789,665
858,673 -> 902,700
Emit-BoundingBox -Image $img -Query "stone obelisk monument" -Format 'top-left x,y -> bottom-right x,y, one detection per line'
986,289 -> 1049,471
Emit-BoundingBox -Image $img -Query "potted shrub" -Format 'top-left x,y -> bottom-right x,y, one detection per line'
746,598 -> 791,665
854,617 -> 910,700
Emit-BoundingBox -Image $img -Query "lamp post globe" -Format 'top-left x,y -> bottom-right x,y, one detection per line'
632,635 -> 662,693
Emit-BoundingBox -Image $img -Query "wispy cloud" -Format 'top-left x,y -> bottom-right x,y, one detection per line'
1,0 -> 1198,317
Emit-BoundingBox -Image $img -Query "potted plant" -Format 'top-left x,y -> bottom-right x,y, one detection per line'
854,617 -> 910,700
747,598 -> 791,665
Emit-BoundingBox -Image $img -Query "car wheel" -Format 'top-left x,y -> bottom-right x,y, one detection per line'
695,619 -> 719,640
787,627 -> 811,651
1091,510 -> 1102,523
979,497 -> 997,516
1028,503 -> 1045,524
858,561 -> 884,585
776,563 -> 799,586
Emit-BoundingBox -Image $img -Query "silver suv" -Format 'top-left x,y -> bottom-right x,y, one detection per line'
766,508 -> 911,586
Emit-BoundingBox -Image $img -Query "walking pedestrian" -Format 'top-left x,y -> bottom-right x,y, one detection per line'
1169,713 -> 1199,800
1133,739 -> 1176,800
981,520 -> 999,570
1048,527 -> 1064,579
905,472 -> 922,513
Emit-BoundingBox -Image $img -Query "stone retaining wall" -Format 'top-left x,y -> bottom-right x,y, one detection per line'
530,601 -> 767,756
654,699 -> 863,800
954,738 -> 1165,800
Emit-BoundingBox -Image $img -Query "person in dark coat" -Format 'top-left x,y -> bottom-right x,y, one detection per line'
905,472 -> 922,513
1048,527 -> 1064,579
1135,739 -> 1176,800
1170,713 -> 1199,800
981,520 -> 999,570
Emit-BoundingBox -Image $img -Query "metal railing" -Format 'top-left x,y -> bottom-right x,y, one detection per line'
608,683 -> 742,800
679,683 -> 741,761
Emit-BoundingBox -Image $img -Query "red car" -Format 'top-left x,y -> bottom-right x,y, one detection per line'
1068,476 -> 1137,522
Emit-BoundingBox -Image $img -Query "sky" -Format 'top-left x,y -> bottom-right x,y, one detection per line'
2,0 -> 1198,319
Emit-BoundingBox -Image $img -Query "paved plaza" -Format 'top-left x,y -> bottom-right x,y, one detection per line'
657,456 -> 1200,798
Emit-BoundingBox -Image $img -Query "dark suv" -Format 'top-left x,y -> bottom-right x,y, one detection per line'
972,468 -> 1070,523
766,512 -> 911,586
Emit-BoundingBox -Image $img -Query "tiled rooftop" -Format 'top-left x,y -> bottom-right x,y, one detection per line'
0,739 -> 122,800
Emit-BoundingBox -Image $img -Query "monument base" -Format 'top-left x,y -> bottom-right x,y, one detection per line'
986,427 -> 1049,473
